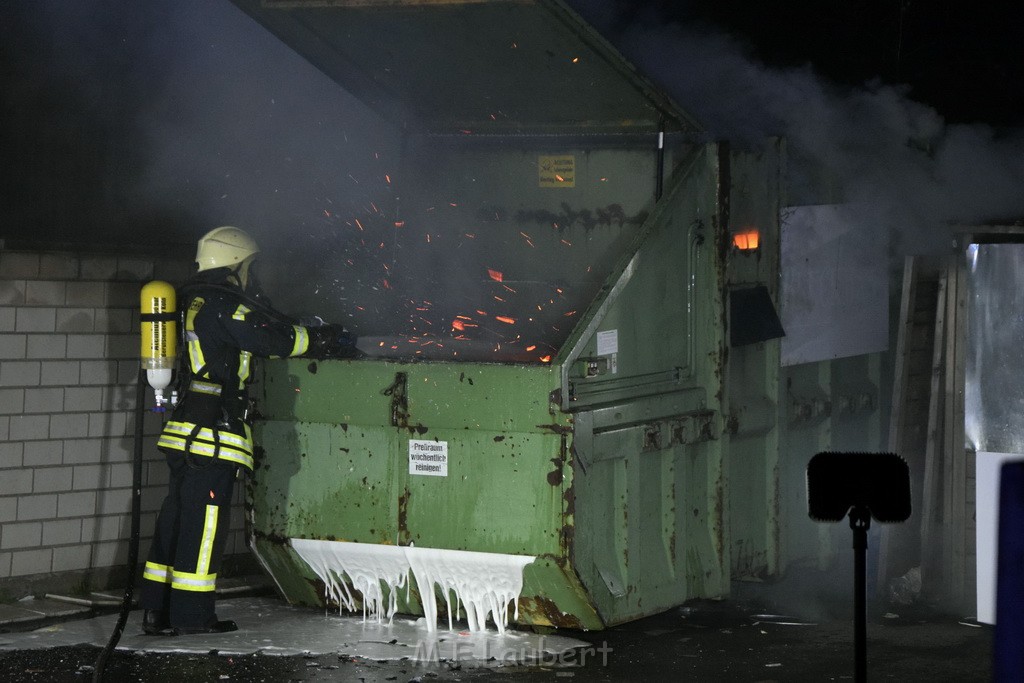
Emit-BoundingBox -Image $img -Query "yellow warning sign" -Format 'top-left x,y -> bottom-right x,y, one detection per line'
538,155 -> 575,188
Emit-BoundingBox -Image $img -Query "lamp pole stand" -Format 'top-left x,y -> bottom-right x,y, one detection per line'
850,505 -> 871,683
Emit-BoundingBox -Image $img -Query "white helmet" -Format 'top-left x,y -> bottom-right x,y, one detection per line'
196,226 -> 259,287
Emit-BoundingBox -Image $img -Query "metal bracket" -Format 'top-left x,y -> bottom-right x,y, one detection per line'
382,372 -> 409,428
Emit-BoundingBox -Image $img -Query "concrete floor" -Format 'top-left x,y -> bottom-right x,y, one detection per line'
0,573 -> 996,682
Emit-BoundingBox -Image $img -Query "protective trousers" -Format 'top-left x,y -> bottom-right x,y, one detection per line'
140,450 -> 236,628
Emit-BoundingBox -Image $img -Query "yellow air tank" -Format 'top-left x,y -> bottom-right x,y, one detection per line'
140,280 -> 177,411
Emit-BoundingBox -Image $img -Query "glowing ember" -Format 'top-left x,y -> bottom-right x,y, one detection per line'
488,269 -> 503,282
495,316 -> 516,325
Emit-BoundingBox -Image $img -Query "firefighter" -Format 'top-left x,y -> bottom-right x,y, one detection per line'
140,226 -> 357,635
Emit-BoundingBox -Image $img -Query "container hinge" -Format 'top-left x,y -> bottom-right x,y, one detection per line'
382,372 -> 409,428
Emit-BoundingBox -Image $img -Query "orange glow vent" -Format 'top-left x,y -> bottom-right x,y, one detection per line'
732,230 -> 760,250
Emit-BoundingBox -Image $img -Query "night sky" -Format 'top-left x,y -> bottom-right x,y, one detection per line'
1,1 -> 1022,252
627,1 -> 1024,128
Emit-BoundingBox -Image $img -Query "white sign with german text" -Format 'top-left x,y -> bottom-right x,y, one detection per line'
409,439 -> 448,477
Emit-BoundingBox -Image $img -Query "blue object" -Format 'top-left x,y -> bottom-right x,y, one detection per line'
994,461 -> 1024,681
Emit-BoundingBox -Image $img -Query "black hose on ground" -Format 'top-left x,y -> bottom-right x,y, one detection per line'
92,369 -> 146,682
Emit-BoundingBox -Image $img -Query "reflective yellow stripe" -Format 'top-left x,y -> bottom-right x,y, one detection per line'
185,298 -> 206,374
186,333 -> 204,374
197,504 -> 219,575
291,326 -> 310,356
171,569 -> 217,593
189,380 -> 222,396
143,561 -> 172,584
237,350 -> 251,388
162,422 -> 252,449
158,436 -> 254,469
158,421 -> 254,469
232,304 -> 251,321
158,431 -> 251,455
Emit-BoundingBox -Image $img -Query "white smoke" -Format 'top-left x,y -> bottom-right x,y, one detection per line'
568,3 -> 1024,253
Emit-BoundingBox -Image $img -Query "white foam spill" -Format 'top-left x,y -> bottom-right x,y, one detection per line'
290,539 -> 535,634
291,539 -> 410,624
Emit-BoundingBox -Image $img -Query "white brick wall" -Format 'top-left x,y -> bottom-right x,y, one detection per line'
0,248 -> 249,588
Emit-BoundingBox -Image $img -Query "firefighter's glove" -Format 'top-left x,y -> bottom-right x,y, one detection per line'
307,324 -> 361,360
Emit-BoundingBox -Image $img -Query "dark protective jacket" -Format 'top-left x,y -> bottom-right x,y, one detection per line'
156,275 -> 310,471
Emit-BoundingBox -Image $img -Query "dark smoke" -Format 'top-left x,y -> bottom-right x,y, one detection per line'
0,0 -> 396,255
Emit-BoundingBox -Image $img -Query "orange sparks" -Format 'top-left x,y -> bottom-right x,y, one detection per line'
356,306 -> 365,311
502,284 -> 517,293
382,279 -> 391,289
488,269 -> 503,282
494,296 -> 506,302
394,221 -> 405,228
465,233 -> 475,238
452,319 -> 465,331
572,56 -> 579,63
540,355 -> 552,363
560,239 -> 572,246
564,310 -> 577,317
385,174 -> 391,184
526,345 -> 537,352
495,316 -> 516,325
476,310 -> 487,316
378,341 -> 384,347
426,234 -> 431,243
354,218 -> 364,231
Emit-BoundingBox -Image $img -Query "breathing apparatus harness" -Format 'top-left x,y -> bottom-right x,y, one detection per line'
170,277 -> 294,471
